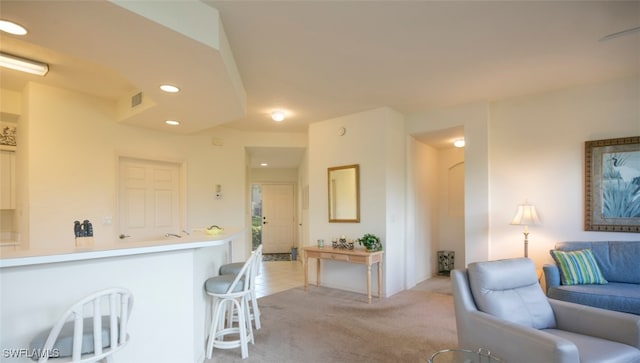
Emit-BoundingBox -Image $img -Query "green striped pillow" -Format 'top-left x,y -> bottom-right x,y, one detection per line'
550,249 -> 608,285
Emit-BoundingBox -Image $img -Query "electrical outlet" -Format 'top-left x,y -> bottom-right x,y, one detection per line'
103,216 -> 112,225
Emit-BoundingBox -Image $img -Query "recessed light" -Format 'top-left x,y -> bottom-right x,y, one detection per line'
0,20 -> 27,35
160,84 -> 180,93
260,163 -> 268,167
271,110 -> 285,122
165,120 -> 180,126
453,139 -> 465,148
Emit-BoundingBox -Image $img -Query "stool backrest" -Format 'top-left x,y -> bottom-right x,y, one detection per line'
37,288 -> 133,363
250,244 -> 263,286
226,253 -> 256,295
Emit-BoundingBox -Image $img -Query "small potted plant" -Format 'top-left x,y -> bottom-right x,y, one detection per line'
358,233 -> 382,252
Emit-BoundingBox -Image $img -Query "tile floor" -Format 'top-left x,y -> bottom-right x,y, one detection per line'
255,259 -> 305,298
253,259 -> 451,298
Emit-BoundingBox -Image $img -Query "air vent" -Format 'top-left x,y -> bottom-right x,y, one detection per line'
131,92 -> 143,108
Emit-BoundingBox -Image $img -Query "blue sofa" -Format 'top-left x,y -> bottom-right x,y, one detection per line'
543,241 -> 640,315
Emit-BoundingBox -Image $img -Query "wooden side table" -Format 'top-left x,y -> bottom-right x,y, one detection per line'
302,246 -> 383,303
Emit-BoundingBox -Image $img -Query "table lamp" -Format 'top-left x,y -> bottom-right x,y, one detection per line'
510,203 -> 540,257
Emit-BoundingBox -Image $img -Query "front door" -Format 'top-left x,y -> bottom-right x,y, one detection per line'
261,184 -> 295,254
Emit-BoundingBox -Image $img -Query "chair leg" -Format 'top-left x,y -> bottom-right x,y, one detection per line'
206,297 -> 224,359
207,296 -> 254,359
250,291 -> 261,330
243,295 -> 254,345
235,298 -> 249,359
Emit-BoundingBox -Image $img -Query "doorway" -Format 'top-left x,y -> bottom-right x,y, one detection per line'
410,126 -> 465,280
251,183 -> 295,254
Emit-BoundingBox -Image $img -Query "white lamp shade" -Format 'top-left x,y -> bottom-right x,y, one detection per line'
511,204 -> 540,226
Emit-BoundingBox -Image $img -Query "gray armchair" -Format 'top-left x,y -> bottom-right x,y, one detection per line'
451,258 -> 640,363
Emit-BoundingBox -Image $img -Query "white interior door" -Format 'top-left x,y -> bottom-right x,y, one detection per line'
119,157 -> 182,242
261,184 -> 295,254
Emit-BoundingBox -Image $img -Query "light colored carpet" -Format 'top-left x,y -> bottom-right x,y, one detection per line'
205,279 -> 457,362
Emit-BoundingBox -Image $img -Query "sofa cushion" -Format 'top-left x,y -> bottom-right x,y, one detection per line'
556,241 -> 640,284
550,249 -> 608,285
468,258 -> 556,329
548,282 -> 640,315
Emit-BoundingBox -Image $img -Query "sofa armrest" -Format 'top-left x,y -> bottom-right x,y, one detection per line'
462,310 -> 580,363
550,298 -> 640,348
543,264 -> 560,294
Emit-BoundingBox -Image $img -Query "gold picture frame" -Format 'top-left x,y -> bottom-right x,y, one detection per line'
585,136 -> 640,232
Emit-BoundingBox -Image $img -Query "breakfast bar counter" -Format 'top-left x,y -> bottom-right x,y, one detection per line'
0,230 -> 236,268
0,230 -> 242,363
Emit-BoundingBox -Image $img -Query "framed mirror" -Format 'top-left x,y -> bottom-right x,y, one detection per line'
328,164 -> 360,223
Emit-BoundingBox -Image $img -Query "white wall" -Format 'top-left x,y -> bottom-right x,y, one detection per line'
405,138 -> 438,284
406,77 -> 639,270
406,140 -> 465,281
9,82 -> 306,262
5,73 -> 639,300
298,149 -> 310,251
437,147 -> 465,270
308,107 -> 406,297
489,77 -> 640,266
251,168 -> 298,183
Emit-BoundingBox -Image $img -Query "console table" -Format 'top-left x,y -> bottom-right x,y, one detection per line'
302,246 -> 383,303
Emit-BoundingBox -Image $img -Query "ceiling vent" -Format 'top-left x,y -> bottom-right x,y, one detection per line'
131,92 -> 143,108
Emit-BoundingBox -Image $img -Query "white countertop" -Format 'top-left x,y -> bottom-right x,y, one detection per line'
0,229 -> 241,268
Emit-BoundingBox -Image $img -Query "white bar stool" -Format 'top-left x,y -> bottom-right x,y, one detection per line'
29,288 -> 133,363
218,244 -> 262,330
204,252 -> 256,359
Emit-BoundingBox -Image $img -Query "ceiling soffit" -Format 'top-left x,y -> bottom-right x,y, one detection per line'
0,0 -> 246,134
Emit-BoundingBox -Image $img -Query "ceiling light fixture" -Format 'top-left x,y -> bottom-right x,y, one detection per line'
0,52 -> 48,76
160,84 -> 180,93
260,163 -> 268,167
165,120 -> 180,126
271,110 -> 285,122
453,139 -> 465,148
0,20 -> 27,35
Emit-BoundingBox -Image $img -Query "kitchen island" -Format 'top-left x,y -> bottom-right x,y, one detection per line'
0,230 -> 241,363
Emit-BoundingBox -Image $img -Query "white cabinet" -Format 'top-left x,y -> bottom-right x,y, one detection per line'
0,150 -> 16,209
